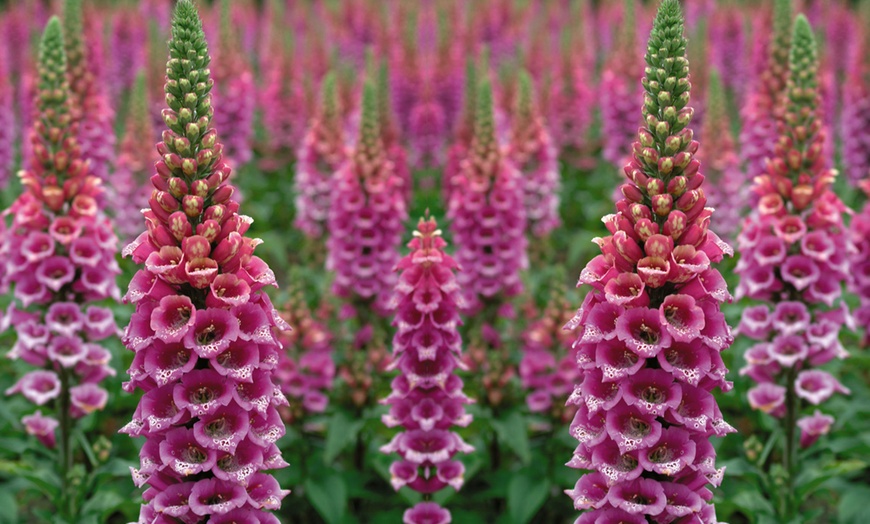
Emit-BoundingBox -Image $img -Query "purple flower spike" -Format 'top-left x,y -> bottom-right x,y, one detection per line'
381,216 -> 472,519
120,3 -> 289,519
735,14 -> 854,473
566,3 -> 734,519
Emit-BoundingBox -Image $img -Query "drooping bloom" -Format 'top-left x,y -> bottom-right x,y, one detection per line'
112,73 -> 157,243
273,290 -> 335,423
701,70 -> 744,238
447,76 -> 527,314
564,2 -> 734,520
293,73 -> 346,240
0,17 -> 119,450
736,15 -> 851,457
505,70 -> 560,239
326,79 -> 408,316
850,180 -> 870,346
519,286 -> 578,425
120,3 -> 289,520
210,0 -> 255,167
380,216 -> 473,523
739,0 -> 792,183
63,0 -> 116,184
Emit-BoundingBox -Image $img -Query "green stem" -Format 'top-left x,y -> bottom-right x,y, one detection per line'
57,367 -> 73,519
782,366 -> 799,520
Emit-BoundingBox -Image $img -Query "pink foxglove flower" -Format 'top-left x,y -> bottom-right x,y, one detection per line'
736,15 -> 851,485
739,0 -> 791,183
64,2 -> 115,184
1,17 -> 119,453
294,73 -> 347,240
326,80 -> 407,316
565,2 -> 735,521
850,181 -> 870,346
381,216 -> 473,523
840,37 -> 870,187
274,291 -> 335,423
120,3 -> 289,521
447,76 -> 527,314
505,71 -> 561,239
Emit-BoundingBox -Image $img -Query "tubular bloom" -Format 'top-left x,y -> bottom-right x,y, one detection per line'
113,73 -> 157,243
736,16 -> 851,452
506,71 -> 560,239
380,216 -> 473,523
447,77 -> 527,314
119,3 -> 289,521
293,73 -> 346,240
63,0 -> 115,184
850,181 -> 870,346
519,288 -> 578,425
273,291 -> 335,423
701,71 -> 743,239
739,0 -> 792,182
564,2 -> 735,521
1,17 -> 119,448
326,80 -> 407,316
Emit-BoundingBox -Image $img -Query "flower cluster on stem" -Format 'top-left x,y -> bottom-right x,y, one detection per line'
736,15 -> 852,521
564,2 -> 735,521
380,216 -> 474,524
326,78 -> 408,317
0,16 -> 119,512
119,2 -> 289,521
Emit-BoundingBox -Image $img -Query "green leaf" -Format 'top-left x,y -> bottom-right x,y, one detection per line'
730,489 -> 775,517
304,471 -> 347,524
323,411 -> 364,464
796,459 -> 867,498
839,485 -> 870,524
491,411 -> 531,464
507,471 -> 550,524
80,490 -> 125,519
0,487 -> 18,524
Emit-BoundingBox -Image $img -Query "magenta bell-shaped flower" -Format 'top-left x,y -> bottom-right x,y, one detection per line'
380,216 -> 474,522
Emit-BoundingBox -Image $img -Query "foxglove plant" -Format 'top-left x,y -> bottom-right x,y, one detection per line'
119,2 -> 289,521
506,70 -> 560,239
739,0 -> 792,183
736,15 -> 852,521
841,34 -> 870,187
443,58 -> 478,204
113,73 -> 157,243
447,76 -> 527,315
709,6 -> 747,102
380,216 -> 474,524
294,72 -> 346,240
0,16 -> 119,514
701,71 -> 743,238
63,0 -> 115,184
564,2 -> 735,521
326,79 -> 407,316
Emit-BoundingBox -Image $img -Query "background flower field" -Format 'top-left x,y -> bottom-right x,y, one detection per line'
0,0 -> 868,523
